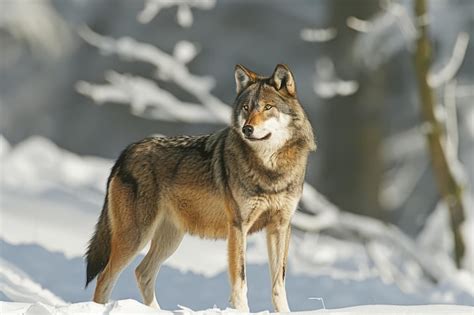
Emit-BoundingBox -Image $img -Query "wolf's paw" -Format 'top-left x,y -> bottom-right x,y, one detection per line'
230,296 -> 249,312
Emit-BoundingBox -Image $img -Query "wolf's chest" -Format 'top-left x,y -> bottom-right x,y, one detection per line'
239,189 -> 298,217
244,194 -> 298,234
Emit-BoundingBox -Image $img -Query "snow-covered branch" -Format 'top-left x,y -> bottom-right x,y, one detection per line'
138,0 -> 216,26
312,57 -> 359,99
346,16 -> 372,33
78,26 -> 231,123
428,32 -> 470,88
300,28 -> 337,42
378,126 -> 428,210
351,1 -> 417,70
0,0 -> 73,60
78,26 -> 212,92
442,80 -> 470,193
76,72 -> 226,123
296,183 -> 447,286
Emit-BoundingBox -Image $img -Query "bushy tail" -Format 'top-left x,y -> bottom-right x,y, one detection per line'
85,197 -> 111,287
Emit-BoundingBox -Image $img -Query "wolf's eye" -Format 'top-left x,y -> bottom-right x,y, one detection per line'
243,105 -> 249,111
264,104 -> 273,111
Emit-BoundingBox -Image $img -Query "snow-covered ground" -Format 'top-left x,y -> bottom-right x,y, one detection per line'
1,300 -> 474,315
1,136 -> 473,313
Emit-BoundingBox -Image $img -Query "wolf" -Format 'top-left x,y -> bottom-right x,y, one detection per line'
85,64 -> 316,312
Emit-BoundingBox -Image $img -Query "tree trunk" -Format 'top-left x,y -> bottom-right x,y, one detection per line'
317,0 -> 384,219
413,0 -> 465,267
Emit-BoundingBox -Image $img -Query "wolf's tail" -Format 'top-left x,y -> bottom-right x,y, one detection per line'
85,195 -> 111,288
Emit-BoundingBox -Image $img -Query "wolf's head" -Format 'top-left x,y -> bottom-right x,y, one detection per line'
232,64 -> 315,153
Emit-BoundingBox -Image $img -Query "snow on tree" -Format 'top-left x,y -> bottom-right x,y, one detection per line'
0,0 -> 73,60
138,0 -> 216,26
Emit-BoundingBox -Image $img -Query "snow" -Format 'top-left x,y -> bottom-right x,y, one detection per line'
467,107 -> 474,138
173,41 -> 199,65
312,58 -> 359,99
300,28 -> 337,43
428,32 -> 470,88
1,300 -> 472,315
351,1 -> 417,70
1,136 -> 474,310
346,16 -> 372,33
418,198 -> 474,275
0,135 -> 11,158
0,259 -> 65,305
0,0 -> 73,59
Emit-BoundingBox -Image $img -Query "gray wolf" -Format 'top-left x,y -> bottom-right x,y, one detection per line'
85,64 -> 316,312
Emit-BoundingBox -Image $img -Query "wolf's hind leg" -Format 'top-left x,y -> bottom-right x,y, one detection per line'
135,218 -> 184,309
93,230 -> 144,304
93,176 -> 156,304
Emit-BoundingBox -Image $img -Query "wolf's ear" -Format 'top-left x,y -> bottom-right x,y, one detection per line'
271,64 -> 296,96
235,64 -> 256,94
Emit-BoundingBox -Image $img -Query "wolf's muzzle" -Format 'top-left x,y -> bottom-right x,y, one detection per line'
242,125 -> 254,137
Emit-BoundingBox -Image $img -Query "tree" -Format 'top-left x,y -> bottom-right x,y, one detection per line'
413,0 -> 465,267
316,0 -> 384,219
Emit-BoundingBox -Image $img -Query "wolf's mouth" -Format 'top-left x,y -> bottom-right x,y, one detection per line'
246,133 -> 272,141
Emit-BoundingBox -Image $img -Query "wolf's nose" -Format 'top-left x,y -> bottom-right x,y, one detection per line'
242,125 -> 254,137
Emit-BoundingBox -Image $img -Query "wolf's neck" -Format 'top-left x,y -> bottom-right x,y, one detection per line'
250,135 -> 294,169
253,144 -> 280,169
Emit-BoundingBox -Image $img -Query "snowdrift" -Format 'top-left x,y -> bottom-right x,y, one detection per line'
1,300 -> 473,315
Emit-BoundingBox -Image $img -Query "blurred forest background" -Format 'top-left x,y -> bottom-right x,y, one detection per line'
1,0 -> 473,310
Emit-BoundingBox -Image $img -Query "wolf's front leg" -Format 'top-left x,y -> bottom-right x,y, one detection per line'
266,219 -> 291,312
227,223 -> 249,312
